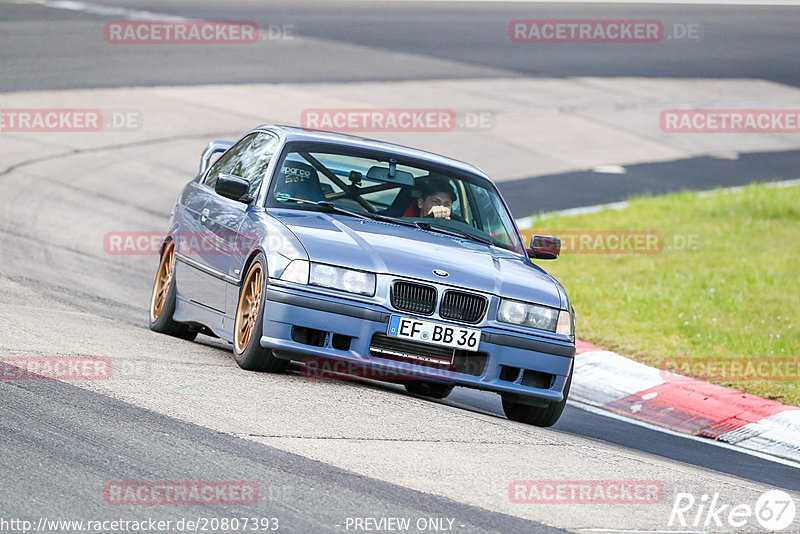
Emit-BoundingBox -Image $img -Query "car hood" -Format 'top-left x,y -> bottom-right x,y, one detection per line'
272,209 -> 563,308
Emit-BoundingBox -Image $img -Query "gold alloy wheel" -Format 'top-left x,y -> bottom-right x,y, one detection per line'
150,241 -> 175,323
235,262 -> 263,354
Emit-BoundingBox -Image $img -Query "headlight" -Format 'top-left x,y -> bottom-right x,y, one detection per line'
341,269 -> 372,294
498,298 -> 560,332
309,263 -> 375,296
498,300 -> 527,324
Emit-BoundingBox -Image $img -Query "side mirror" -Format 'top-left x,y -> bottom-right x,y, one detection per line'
215,173 -> 252,203
527,235 -> 560,260
199,140 -> 234,175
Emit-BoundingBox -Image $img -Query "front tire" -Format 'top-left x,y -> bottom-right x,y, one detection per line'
404,381 -> 455,399
149,240 -> 196,341
233,254 -> 287,372
502,371 -> 572,427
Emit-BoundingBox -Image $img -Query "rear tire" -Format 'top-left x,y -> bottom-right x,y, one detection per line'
404,381 -> 455,399
149,240 -> 196,341
502,371 -> 572,427
233,254 -> 287,372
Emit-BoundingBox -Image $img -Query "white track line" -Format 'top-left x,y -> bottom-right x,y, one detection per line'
569,399 -> 800,470
15,0 -> 186,20
372,0 -> 800,5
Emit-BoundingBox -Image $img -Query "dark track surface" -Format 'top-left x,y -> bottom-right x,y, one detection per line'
444,386 -> 800,492
1,0 -> 800,91
0,374 -> 562,533
499,149 -> 800,217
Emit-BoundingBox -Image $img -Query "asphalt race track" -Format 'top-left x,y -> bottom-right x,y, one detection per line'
1,377 -> 559,533
1,1 -> 799,533
3,0 -> 800,90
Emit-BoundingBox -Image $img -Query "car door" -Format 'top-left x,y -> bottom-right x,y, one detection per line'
176,133 -> 259,315
200,132 -> 279,326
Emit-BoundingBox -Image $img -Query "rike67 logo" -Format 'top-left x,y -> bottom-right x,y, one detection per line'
669,490 -> 796,531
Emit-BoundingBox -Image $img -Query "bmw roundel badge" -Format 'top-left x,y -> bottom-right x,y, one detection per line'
433,269 -> 449,278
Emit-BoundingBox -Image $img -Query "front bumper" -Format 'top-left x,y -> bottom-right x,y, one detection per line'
261,284 -> 575,403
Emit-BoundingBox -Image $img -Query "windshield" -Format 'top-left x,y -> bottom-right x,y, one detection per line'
266,145 -> 524,254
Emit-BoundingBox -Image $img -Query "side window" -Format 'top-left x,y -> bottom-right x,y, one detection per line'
203,132 -> 278,195
233,134 -> 279,196
469,184 -> 511,246
203,133 -> 256,189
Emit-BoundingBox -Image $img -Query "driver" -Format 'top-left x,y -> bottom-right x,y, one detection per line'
403,177 -> 457,219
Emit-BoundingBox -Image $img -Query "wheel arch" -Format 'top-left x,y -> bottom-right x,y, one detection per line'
239,247 -> 268,292
158,234 -> 174,257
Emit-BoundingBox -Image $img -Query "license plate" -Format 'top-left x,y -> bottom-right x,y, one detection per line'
387,315 -> 481,352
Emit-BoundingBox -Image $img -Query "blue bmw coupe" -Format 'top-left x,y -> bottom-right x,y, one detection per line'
150,125 -> 575,426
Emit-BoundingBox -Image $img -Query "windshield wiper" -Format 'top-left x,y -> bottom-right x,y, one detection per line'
360,212 -> 419,227
415,222 -> 494,246
276,195 -> 418,227
277,195 -> 372,220
277,196 -> 494,244
318,202 -> 422,228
